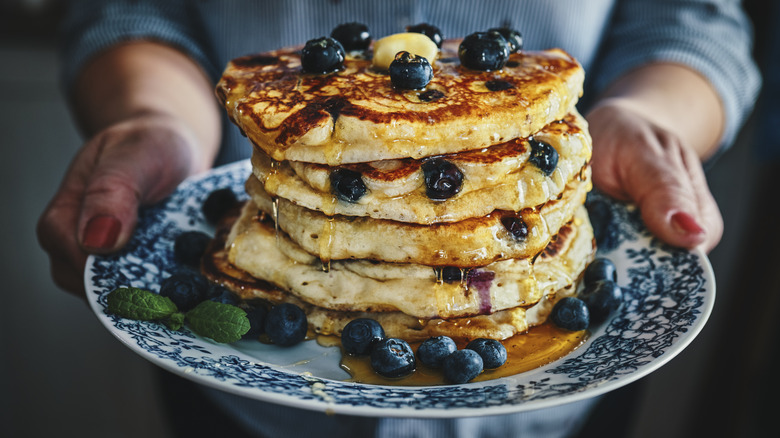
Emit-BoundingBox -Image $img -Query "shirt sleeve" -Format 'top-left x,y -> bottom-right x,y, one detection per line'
59,0 -> 218,96
589,0 -> 761,150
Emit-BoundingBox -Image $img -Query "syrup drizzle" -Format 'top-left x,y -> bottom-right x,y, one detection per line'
327,323 -> 588,386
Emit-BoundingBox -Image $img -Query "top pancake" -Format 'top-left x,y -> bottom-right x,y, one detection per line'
216,41 -> 584,165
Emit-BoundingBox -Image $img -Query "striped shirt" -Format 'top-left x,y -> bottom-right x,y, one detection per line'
60,0 -> 760,167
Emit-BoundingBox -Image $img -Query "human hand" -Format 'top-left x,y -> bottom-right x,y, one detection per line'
37,114 -> 201,297
586,99 -> 723,253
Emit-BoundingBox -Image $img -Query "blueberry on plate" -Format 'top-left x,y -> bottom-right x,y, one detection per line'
422,158 -> 463,200
389,51 -> 433,90
581,280 -> 623,324
330,168 -> 367,203
341,318 -> 385,356
443,349 -> 483,384
584,257 -> 618,286
243,305 -> 269,338
528,138 -> 559,176
202,188 -> 238,225
173,230 -> 211,268
585,196 -> 620,252
550,297 -> 590,331
458,31 -> 510,71
159,271 -> 210,311
370,338 -> 416,378
406,23 -> 443,48
301,37 -> 345,74
488,27 -> 523,53
265,303 -> 308,346
465,338 -> 507,369
330,22 -> 371,52
417,336 -> 457,368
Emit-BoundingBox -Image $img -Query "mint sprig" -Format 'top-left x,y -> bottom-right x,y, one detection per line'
185,300 -> 250,343
106,287 -> 250,343
107,287 -> 177,320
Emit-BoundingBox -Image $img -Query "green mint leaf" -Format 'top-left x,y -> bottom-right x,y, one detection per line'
107,287 -> 178,320
185,301 -> 250,343
164,312 -> 185,331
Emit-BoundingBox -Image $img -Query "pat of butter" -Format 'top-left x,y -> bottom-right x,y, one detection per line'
372,32 -> 438,71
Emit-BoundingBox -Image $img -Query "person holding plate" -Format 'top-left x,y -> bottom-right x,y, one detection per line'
38,1 -> 760,437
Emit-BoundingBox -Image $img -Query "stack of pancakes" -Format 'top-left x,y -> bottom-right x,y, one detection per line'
209,39 -> 595,341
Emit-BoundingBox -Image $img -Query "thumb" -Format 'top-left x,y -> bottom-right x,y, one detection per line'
622,134 -> 714,250
78,123 -> 196,252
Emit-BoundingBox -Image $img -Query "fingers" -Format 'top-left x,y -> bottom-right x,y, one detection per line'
588,103 -> 723,252
37,117 -> 198,297
77,122 -> 196,253
681,144 -> 723,252
37,195 -> 90,297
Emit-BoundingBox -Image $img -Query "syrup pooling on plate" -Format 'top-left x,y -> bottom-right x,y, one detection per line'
322,323 -> 588,386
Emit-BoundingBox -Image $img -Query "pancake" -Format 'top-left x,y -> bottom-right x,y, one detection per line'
221,201 -> 594,319
203,206 -> 593,340
216,42 -> 584,165
252,111 -> 592,224
245,166 -> 591,266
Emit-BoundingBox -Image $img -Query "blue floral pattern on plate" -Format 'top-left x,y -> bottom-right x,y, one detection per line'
85,160 -> 715,417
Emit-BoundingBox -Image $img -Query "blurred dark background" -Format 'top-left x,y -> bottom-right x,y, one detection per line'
1,0 -> 776,436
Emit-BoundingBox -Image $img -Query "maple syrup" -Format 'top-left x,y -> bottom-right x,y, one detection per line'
319,323 -> 587,386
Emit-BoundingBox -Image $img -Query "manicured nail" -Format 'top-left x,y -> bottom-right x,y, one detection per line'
82,215 -> 121,249
670,212 -> 705,236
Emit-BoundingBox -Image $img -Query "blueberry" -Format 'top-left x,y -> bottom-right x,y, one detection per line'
173,230 -> 211,268
389,51 -> 433,90
341,318 -> 385,356
330,22 -> 371,52
485,79 -> 514,91
265,303 -> 308,346
586,196 -> 620,252
501,215 -> 529,241
418,89 -> 445,102
488,27 -> 523,53
550,297 -> 590,331
528,138 -> 559,176
581,280 -> 622,324
417,336 -> 457,368
584,257 -> 618,285
159,271 -> 210,311
330,168 -> 367,203
301,37 -> 345,74
422,158 -> 463,200
202,188 -> 239,225
406,23 -> 443,48
465,338 -> 507,369
243,305 -> 268,338
458,31 -> 510,71
370,338 -> 416,378
208,285 -> 241,306
443,349 -> 483,384
439,266 -> 464,283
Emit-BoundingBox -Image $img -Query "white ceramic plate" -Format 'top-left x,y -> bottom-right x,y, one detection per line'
85,159 -> 715,418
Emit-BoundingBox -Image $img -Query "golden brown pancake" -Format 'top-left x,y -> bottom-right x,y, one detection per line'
203,206 -> 594,339
252,110 -> 592,224
219,201 -> 594,319
245,167 -> 591,266
216,43 -> 584,165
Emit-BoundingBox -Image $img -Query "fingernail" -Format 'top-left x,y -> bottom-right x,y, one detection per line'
82,215 -> 121,249
670,212 -> 705,236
